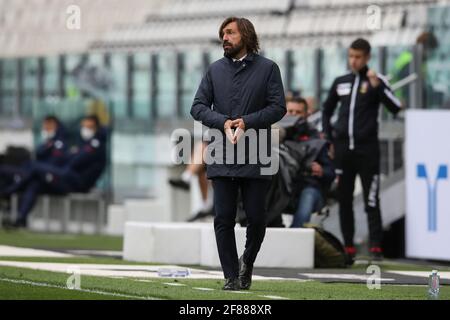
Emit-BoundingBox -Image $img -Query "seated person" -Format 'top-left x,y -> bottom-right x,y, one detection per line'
2,115 -> 107,229
35,115 -> 68,166
168,141 -> 214,221
284,97 -> 335,228
0,115 -> 68,191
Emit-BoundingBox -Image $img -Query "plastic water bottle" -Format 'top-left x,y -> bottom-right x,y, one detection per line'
428,270 -> 440,300
157,268 -> 191,278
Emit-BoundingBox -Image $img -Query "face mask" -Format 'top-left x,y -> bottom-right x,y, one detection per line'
81,127 -> 95,141
41,130 -> 55,141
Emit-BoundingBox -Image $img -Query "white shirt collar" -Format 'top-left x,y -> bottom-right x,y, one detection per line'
232,54 -> 247,62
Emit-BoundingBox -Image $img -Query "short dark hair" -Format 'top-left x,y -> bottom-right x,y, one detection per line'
82,114 -> 100,128
350,38 -> 371,55
417,31 -> 438,50
43,115 -> 60,124
287,96 -> 308,113
219,17 -> 260,54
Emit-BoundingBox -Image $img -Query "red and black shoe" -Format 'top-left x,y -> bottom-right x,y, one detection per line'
369,246 -> 383,261
344,246 -> 357,266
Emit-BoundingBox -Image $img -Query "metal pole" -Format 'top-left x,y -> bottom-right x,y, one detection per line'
0,60 -> 3,114
126,53 -> 134,118
314,48 -> 322,108
286,49 -> 294,92
16,58 -> 23,116
151,53 -> 158,120
176,52 -> 184,119
411,44 -> 424,109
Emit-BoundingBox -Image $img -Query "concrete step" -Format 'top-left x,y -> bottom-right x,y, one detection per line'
123,222 -> 314,269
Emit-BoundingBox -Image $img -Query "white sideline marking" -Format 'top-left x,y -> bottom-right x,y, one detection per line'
388,271 -> 450,280
0,260 -> 296,281
0,278 -> 160,300
163,282 -> 187,287
0,264 -> 291,299
0,245 -> 74,258
260,295 -> 290,300
66,250 -> 122,257
133,279 -> 155,283
192,287 -> 215,291
299,273 -> 395,282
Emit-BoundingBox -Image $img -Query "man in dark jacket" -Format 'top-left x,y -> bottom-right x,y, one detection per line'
2,115 -> 107,228
190,17 -> 286,290
322,38 -> 403,263
283,97 -> 335,228
35,115 -> 68,166
0,115 -> 68,193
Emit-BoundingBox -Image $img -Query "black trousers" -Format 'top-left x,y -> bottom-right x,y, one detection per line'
335,142 -> 382,248
212,177 -> 272,279
0,165 -> 27,191
6,162 -> 81,222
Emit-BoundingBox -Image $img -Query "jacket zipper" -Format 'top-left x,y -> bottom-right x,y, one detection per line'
348,74 -> 360,150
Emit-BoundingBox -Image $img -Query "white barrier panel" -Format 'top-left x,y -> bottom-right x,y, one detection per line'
124,200 -> 169,222
106,205 -> 126,236
406,110 -> 450,261
152,223 -> 204,265
123,222 -> 207,264
123,222 -> 156,262
201,227 -> 314,268
123,222 -> 315,268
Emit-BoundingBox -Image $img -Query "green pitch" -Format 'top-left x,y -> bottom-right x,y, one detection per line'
0,230 -> 449,300
0,261 -> 449,300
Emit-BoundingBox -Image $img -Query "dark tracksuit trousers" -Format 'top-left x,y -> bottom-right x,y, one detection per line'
212,177 -> 272,279
335,141 -> 382,248
0,165 -> 27,189
9,162 -> 81,222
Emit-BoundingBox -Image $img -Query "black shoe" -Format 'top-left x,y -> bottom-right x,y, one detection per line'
238,255 -> 253,290
369,247 -> 383,262
0,199 -> 10,211
168,178 -> 190,191
222,278 -> 240,291
3,218 -> 27,230
15,218 -> 27,229
1,216 -> 13,228
0,190 -> 10,200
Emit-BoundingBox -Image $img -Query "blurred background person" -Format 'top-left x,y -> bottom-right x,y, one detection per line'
284,97 -> 335,228
1,115 -> 107,229
0,115 -> 68,204
168,140 -> 214,221
322,38 -> 403,264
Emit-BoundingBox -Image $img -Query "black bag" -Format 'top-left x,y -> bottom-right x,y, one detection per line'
311,226 -> 347,268
3,146 -> 32,166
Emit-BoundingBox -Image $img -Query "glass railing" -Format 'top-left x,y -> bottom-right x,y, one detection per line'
1,41 -> 445,198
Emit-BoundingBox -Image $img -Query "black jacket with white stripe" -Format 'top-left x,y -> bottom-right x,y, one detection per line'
322,65 -> 402,150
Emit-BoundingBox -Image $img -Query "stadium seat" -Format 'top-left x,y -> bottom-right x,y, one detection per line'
9,192 -> 106,234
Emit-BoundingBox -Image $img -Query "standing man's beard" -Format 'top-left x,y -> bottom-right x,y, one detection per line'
223,40 -> 245,59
